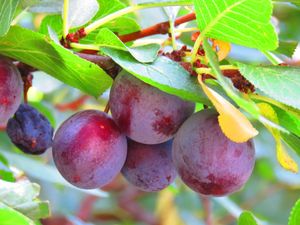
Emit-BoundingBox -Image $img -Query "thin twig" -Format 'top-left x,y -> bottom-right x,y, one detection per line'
118,187 -> 159,225
104,102 -> 110,113
75,53 -> 121,79
200,195 -> 213,225
55,95 -> 89,112
76,196 -> 98,221
119,13 -> 196,43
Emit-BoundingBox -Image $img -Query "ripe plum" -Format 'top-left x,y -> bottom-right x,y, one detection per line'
122,139 -> 176,192
52,110 -> 127,189
172,109 -> 255,196
109,73 -> 195,144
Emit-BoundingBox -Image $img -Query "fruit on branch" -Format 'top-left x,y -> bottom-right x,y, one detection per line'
6,104 -> 54,155
0,57 -> 23,125
172,109 -> 255,196
109,73 -> 195,144
52,110 -> 127,189
122,139 -> 176,192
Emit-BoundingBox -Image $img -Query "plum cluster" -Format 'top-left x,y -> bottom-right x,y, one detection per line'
1,52 -> 255,196
52,73 -> 255,196
52,73 -> 192,191
0,54 -> 256,196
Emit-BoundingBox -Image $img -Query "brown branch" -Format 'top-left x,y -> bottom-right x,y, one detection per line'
75,53 -> 121,79
91,213 -> 123,222
41,216 -> 73,225
76,195 -> 98,221
119,12 -> 196,43
55,95 -> 89,112
118,187 -> 160,225
200,195 -> 213,225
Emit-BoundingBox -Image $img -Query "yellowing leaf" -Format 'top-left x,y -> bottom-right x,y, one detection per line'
258,103 -> 298,173
156,189 -> 184,225
213,40 -> 231,61
198,76 -> 258,143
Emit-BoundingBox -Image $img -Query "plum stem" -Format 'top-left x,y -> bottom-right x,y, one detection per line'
262,51 -> 283,65
175,27 -> 199,33
200,195 -> 213,225
104,102 -> 110,114
63,0 -> 70,38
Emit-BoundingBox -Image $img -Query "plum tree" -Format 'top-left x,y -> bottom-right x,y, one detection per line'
122,139 -> 176,192
172,109 -> 255,196
52,110 -> 127,189
6,104 -> 53,155
109,73 -> 195,144
0,57 -> 23,126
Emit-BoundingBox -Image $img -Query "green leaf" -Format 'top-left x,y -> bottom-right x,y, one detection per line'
238,211 -> 258,225
97,28 -> 160,63
93,0 -> 140,35
289,199 -> 300,225
273,0 -> 300,7
101,48 -> 208,103
1,150 -> 109,198
255,158 -> 275,181
194,0 -> 278,50
0,180 -> 39,208
0,154 -> 15,182
14,201 -> 50,220
0,180 -> 50,220
282,133 -> 300,158
145,0 -> 192,3
103,16 -> 140,35
39,15 -> 63,37
238,63 -> 300,110
0,26 -> 112,97
202,39 -> 260,117
21,0 -> 62,13
0,205 -> 34,225
273,41 -> 298,58
0,0 -> 20,37
0,163 -> 15,182
66,0 -> 99,29
274,106 -> 300,137
95,0 -> 126,18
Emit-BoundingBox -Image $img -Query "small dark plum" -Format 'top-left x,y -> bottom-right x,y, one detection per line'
122,139 -> 176,192
0,57 -> 23,125
6,104 -> 54,155
109,73 -> 195,144
172,109 -> 255,196
52,110 -> 127,189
